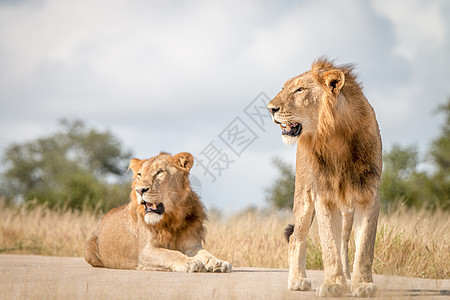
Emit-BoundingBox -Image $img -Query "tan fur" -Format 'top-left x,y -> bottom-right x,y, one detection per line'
267,58 -> 382,297
84,152 -> 231,273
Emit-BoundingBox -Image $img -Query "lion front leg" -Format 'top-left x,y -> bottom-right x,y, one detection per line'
315,200 -> 347,298
138,246 -> 203,273
351,193 -> 379,298
341,208 -> 354,280
185,246 -> 232,273
288,198 -> 314,291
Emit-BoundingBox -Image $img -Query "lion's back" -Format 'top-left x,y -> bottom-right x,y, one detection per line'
95,203 -> 139,269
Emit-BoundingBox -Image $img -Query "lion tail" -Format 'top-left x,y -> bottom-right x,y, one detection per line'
284,224 -> 294,242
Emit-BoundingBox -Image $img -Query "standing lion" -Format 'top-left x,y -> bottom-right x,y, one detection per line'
267,58 -> 382,298
85,152 -> 231,273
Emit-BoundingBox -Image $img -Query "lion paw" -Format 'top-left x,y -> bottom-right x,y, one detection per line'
184,259 -> 204,273
351,282 -> 376,298
316,283 -> 347,298
205,258 -> 232,273
288,278 -> 311,291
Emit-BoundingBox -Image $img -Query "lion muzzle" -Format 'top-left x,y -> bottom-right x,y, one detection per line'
280,122 -> 302,137
143,201 -> 165,215
136,188 -> 165,215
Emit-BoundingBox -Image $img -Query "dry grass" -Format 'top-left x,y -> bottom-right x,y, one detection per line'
0,200 -> 98,257
0,200 -> 448,279
374,206 -> 450,278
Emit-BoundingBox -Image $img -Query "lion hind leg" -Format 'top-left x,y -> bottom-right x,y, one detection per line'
351,194 -> 379,298
84,234 -> 104,268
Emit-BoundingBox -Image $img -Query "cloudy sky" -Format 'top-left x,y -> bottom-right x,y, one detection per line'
0,0 -> 449,213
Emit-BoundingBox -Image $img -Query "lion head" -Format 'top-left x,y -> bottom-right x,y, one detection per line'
128,152 -> 195,226
267,58 -> 359,146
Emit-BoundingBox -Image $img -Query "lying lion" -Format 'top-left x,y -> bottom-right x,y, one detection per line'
267,58 -> 382,297
85,152 -> 231,273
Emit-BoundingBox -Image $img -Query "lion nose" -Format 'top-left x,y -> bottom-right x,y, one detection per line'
268,106 -> 280,115
136,187 -> 149,196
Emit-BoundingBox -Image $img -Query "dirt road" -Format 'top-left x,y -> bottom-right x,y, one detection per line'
0,254 -> 448,299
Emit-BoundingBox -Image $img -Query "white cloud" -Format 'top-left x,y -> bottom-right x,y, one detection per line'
372,0 -> 446,61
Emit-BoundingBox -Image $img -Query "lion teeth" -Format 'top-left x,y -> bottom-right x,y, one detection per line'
143,202 -> 157,210
280,123 -> 291,131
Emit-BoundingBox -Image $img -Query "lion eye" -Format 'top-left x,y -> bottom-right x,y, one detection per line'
156,169 -> 164,177
294,87 -> 305,94
137,173 -> 142,179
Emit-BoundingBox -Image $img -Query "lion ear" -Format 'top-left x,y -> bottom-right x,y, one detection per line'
170,152 -> 194,172
128,158 -> 143,175
323,69 -> 345,96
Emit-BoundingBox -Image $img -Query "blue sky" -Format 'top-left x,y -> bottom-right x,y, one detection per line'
0,0 -> 449,213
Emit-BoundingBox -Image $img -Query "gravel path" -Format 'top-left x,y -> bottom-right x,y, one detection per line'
0,254 -> 449,299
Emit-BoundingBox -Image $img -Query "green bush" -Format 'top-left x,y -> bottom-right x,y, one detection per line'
0,119 -> 132,211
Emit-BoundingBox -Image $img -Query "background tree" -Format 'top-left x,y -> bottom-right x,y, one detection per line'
426,98 -> 450,210
0,119 -> 132,211
379,145 -> 422,209
265,157 -> 295,209
381,98 -> 449,210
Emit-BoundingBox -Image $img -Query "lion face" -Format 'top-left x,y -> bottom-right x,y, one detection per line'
267,67 -> 345,145
129,152 -> 194,225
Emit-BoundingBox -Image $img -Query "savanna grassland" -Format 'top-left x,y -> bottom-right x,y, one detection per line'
0,200 -> 448,279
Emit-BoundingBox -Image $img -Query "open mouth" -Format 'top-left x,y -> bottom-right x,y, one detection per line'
141,201 -> 165,215
277,122 -> 302,137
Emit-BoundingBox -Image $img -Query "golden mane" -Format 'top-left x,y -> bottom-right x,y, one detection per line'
311,58 -> 362,145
